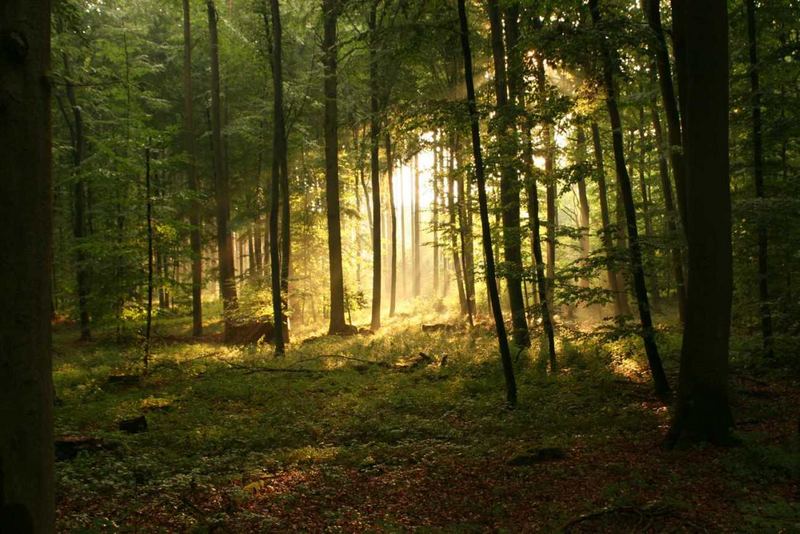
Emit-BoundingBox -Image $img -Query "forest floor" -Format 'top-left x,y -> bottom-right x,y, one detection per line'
53,311 -> 799,532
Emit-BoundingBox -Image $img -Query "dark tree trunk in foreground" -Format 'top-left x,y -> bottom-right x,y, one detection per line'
208,0 -> 238,338
487,0 -> 529,347
0,0 -> 55,529
183,0 -> 203,337
369,1 -> 382,330
323,0 -> 348,334
459,0 -> 517,406
386,133 -> 398,316
668,0 -> 734,445
590,0 -> 669,398
268,0 -> 288,352
746,0 -> 774,358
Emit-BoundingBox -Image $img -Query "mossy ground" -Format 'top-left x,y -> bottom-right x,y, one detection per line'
53,310 -> 799,532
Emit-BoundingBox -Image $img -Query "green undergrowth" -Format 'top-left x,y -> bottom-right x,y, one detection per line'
52,317 -> 799,531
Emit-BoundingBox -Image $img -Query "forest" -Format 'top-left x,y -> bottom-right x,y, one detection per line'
1,0 -> 799,531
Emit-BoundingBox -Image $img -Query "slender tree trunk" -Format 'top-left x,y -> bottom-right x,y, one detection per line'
668,0 -> 733,445
368,2 -> 382,330
488,0 -> 529,347
0,1 -> 55,527
266,0 -> 291,343
448,133 -> 467,314
455,146 -> 476,322
506,4 -> 555,365
746,0 -> 774,358
144,147 -> 153,370
576,127 -> 591,289
62,55 -> 92,341
183,0 -> 203,336
645,0 -> 687,233
638,107 -> 660,310
386,133 -> 398,316
400,156 -> 407,299
651,102 -> 686,321
413,153 -> 421,297
208,0 -> 238,338
591,122 -> 627,316
433,142 -> 440,296
590,0 -> 669,398
459,0 -> 517,406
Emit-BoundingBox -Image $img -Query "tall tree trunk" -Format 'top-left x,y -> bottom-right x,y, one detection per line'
144,147 -> 154,370
455,146 -> 476,322
488,0 -> 529,347
368,1 -> 382,330
459,0 -> 517,406
576,127 -> 591,289
62,54 -> 92,341
637,107 -> 660,310
268,0 -> 290,343
432,141 -> 440,296
413,153 -> 421,297
183,0 -> 203,336
590,0 -> 669,398
645,0 -> 687,233
506,4 -> 555,366
746,0 -> 774,358
400,154 -> 407,299
591,122 -> 627,316
448,133 -> 468,314
386,133 -> 397,316
668,0 -> 733,445
0,1 -> 55,528
208,0 -> 238,338
651,102 -> 686,321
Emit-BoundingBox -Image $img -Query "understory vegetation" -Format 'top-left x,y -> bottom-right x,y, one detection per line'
54,311 -> 799,532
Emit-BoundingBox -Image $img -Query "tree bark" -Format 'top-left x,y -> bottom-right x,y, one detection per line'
506,3 -> 555,367
668,0 -> 733,445
576,127 -> 591,289
61,54 -> 92,341
488,0 -> 529,347
459,0 -> 518,406
590,0 -> 669,398
650,102 -> 686,321
183,0 -> 203,336
591,122 -> 627,316
746,0 -> 774,358
386,133 -> 398,316
145,147 -> 154,370
645,0 -> 688,232
0,0 -> 55,528
323,0 -> 348,334
369,1 -> 382,330
208,0 -> 238,338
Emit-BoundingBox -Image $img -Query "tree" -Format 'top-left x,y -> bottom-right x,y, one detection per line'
369,0 -> 382,331
386,133 -> 398,316
746,0 -> 774,359
458,0 -> 517,406
487,0 -> 529,348
268,0 -> 288,352
207,0 -> 238,339
667,0 -> 734,445
590,0 -> 669,398
0,0 -> 55,529
323,0 -> 349,334
183,0 -> 203,337
505,3 -> 555,368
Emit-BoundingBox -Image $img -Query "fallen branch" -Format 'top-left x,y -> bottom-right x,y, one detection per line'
289,354 -> 391,369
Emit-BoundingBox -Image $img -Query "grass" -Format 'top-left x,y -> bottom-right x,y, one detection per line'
53,313 -> 800,532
